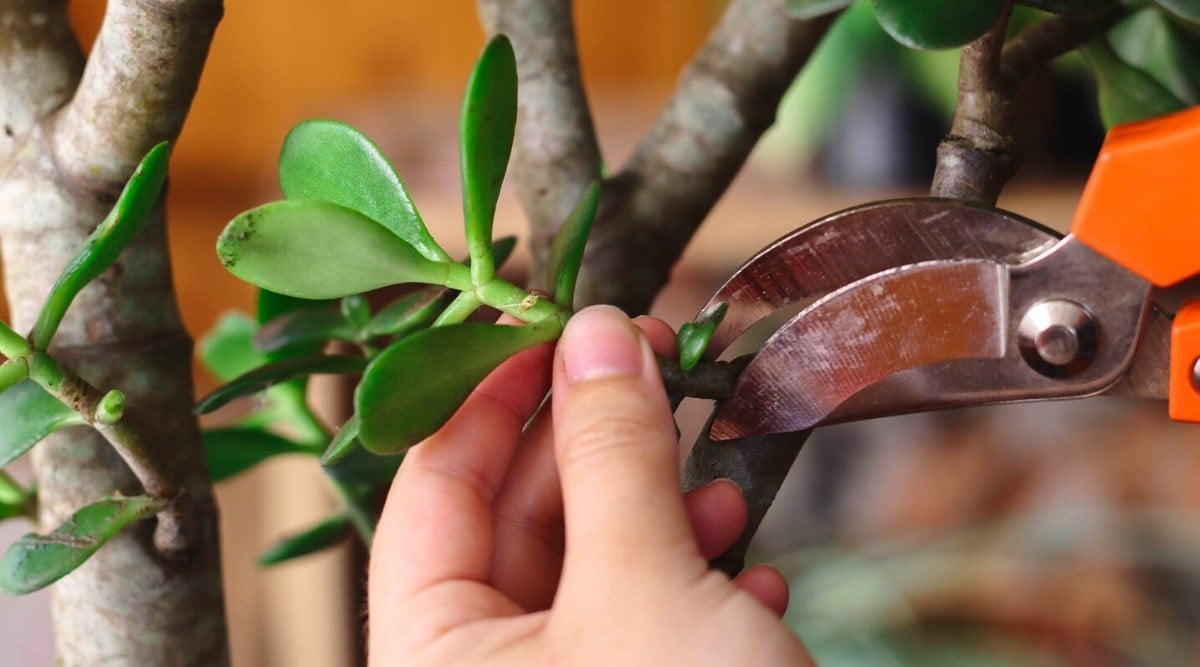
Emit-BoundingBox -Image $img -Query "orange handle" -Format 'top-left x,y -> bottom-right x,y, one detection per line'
1072,105 -> 1200,422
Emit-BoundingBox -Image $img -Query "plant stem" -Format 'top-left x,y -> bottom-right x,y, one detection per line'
433,292 -> 483,327
0,358 -> 29,393
329,479 -> 375,544
0,321 -> 31,358
475,277 -> 566,324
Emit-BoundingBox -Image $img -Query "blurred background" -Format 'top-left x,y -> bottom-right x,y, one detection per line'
6,1 -> 1200,665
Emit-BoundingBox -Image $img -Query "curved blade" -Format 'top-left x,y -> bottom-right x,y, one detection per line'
704,199 -> 1057,356
709,260 -> 1008,441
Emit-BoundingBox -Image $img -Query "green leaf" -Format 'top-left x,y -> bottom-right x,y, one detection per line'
257,513 -> 353,567
195,354 -> 368,415
871,0 -> 1005,49
1155,0 -> 1200,26
365,287 -> 452,338
321,414 -> 405,484
357,320 -> 560,454
461,35 -> 518,285
199,312 -> 266,383
32,143 -> 169,350
0,359 -> 29,395
1109,8 -> 1200,105
0,380 -> 84,468
218,199 -> 464,300
0,495 -> 166,595
1081,39 -> 1188,126
491,235 -> 519,270
202,428 -> 312,482
278,119 -> 450,262
255,306 -> 357,355
1016,0 -> 1119,15
257,289 -> 332,327
677,302 -> 729,372
546,182 -> 600,308
784,0 -> 853,19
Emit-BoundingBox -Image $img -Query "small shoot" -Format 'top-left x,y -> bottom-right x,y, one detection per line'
461,35 -> 518,286
677,302 -> 729,372
1082,39 -> 1188,127
32,143 -> 169,350
0,495 -> 167,595
545,181 -> 600,308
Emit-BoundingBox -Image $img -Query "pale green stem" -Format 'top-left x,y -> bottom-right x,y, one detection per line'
433,292 -> 483,327
0,321 -> 31,358
475,278 -> 567,324
0,358 -> 29,393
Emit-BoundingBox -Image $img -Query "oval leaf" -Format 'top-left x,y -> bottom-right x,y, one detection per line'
784,0 -> 853,19
194,354 -> 368,415
872,0 -> 1005,49
1017,0 -> 1118,15
203,428 -> 312,482
0,495 -> 166,595
255,307 -> 357,355
356,320 -> 560,453
32,143 -> 169,350
218,199 -> 456,300
0,380 -> 84,468
279,119 -> 449,262
258,513 -> 353,567
365,287 -> 451,338
1082,40 -> 1188,126
321,415 -> 405,485
546,181 -> 600,308
461,35 -> 518,284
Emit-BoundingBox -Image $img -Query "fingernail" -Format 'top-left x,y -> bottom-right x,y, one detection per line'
562,305 -> 645,384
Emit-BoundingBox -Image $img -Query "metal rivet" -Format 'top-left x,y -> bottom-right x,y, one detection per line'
1018,299 -> 1097,378
1191,357 -> 1200,393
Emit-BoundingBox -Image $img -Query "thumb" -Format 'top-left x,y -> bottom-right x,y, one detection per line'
551,306 -> 698,579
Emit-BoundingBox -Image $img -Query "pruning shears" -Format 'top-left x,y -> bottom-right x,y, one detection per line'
700,104 -> 1200,441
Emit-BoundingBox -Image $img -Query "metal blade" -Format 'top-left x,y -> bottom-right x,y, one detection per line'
704,199 -> 1058,356
710,260 -> 1009,440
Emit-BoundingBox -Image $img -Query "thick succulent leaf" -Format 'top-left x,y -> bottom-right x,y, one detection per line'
203,428 -> 311,482
255,307 -> 357,355
677,302 -> 729,372
365,287 -> 451,337
1082,40 -> 1188,126
199,313 -> 267,383
0,359 -> 29,395
357,320 -> 560,454
461,35 -> 518,284
0,380 -> 84,468
320,414 -> 362,468
546,182 -> 600,308
258,513 -> 353,567
0,495 -> 166,595
1109,8 -> 1200,105
32,143 -> 169,350
218,199 -> 456,300
784,0 -> 853,19
1156,0 -> 1200,26
195,354 -> 368,415
871,0 -> 1005,49
279,119 -> 449,262
491,235 -> 518,270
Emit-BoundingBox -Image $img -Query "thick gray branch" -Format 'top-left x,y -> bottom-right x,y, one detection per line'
579,1 -> 836,313
0,0 -> 84,167
477,0 -> 602,292
0,0 -> 228,663
54,0 -> 222,191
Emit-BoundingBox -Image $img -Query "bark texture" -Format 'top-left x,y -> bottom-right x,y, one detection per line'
0,0 -> 228,664
481,0 -> 836,314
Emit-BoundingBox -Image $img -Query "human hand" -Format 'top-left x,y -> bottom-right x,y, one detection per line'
368,305 -> 814,666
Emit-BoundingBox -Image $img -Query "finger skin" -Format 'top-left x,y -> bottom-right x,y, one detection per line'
551,306 -> 702,593
369,339 -> 553,652
489,316 -> 681,610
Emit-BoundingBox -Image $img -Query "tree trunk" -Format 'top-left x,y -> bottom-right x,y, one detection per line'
0,1 -> 229,664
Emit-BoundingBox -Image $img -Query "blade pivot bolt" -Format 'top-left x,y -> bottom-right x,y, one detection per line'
1018,299 -> 1097,378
